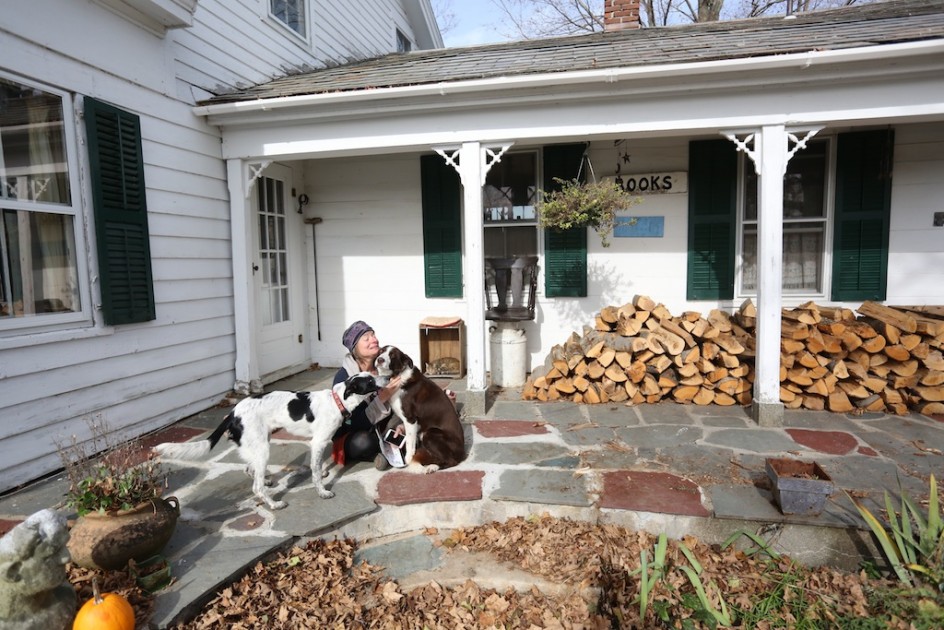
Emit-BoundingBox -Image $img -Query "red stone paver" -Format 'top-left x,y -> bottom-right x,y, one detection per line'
475,420 -> 548,438
857,446 -> 879,456
226,513 -> 265,532
786,429 -> 858,455
0,518 -> 22,536
599,470 -> 709,517
140,426 -> 206,448
377,470 -> 484,506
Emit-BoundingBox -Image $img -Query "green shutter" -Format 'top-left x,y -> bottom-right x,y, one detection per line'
421,154 -> 463,298
687,139 -> 737,300
831,129 -> 893,302
85,97 -> 155,325
543,143 -> 588,297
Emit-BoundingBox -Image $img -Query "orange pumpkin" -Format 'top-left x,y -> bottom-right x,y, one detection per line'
73,578 -> 134,630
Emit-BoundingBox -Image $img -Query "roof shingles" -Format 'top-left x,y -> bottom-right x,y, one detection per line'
203,0 -> 944,105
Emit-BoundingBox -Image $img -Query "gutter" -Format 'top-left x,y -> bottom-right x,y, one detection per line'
193,39 -> 944,119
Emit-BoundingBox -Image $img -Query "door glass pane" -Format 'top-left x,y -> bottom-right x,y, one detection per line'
257,176 -> 290,325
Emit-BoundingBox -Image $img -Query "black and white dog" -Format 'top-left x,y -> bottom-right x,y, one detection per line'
154,373 -> 380,509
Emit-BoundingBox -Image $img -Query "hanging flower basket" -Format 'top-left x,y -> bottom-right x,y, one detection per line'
537,177 -> 641,247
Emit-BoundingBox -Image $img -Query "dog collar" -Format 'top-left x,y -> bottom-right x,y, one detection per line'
332,390 -> 351,419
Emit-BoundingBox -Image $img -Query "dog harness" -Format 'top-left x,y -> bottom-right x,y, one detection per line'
331,390 -> 351,420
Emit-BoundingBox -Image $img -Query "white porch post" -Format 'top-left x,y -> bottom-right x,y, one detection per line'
459,142 -> 487,394
228,158 -> 262,395
753,125 -> 787,427
723,125 -> 821,426
436,141 -> 513,412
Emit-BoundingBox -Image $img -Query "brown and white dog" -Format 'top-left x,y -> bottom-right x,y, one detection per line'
375,345 -> 465,473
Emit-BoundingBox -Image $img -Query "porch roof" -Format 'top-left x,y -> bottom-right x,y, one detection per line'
203,0 -> 944,106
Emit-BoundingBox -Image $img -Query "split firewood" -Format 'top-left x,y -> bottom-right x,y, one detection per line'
857,301 -> 917,334
522,299 -> 943,414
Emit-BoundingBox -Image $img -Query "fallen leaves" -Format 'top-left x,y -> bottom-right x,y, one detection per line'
70,515 -> 907,629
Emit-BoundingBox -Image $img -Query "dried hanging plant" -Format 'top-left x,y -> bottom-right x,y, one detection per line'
538,177 -> 640,247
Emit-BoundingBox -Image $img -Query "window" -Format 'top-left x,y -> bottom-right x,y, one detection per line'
740,140 -> 828,295
270,0 -> 307,38
687,130 -> 892,302
396,29 -> 412,53
484,152 -> 538,259
0,76 -> 82,325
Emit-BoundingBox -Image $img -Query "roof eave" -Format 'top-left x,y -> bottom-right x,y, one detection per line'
193,39 -> 944,124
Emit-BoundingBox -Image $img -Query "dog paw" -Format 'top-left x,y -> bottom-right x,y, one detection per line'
270,500 -> 287,510
423,464 -> 440,474
318,489 -> 335,499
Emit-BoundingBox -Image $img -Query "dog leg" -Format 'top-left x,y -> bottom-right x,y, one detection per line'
402,421 -> 420,465
406,462 -> 440,474
244,444 -> 287,510
309,439 -> 334,499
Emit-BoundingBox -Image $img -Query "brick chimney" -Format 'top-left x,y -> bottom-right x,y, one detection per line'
604,0 -> 640,31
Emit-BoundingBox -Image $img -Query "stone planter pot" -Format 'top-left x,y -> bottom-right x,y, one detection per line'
67,496 -> 179,570
766,458 -> 834,516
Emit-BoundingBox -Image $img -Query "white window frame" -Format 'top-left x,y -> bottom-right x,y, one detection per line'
735,135 -> 837,303
0,73 -> 92,336
268,0 -> 309,41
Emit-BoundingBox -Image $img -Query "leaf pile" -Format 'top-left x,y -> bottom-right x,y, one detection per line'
68,514 -> 940,628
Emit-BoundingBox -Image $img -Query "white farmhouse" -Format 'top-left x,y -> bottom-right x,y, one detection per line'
1,0 -> 942,493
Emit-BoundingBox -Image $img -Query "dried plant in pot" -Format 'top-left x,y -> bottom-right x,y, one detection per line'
538,177 -> 641,247
56,421 -> 179,571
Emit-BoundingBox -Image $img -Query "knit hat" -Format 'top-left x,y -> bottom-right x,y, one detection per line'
342,320 -> 373,353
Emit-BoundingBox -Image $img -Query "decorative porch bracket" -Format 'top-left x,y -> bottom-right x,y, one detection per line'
721,125 -> 822,427
245,160 -> 272,199
432,142 -> 514,405
434,142 -> 513,187
724,127 -> 822,176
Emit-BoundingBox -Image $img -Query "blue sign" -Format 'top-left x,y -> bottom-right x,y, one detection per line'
614,216 -> 664,238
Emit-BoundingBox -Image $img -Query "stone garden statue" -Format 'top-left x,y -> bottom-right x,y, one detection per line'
0,509 -> 76,630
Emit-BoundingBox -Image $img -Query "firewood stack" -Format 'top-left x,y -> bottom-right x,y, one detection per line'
521,296 -> 944,416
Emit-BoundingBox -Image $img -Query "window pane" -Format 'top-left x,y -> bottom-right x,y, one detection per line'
741,222 -> 824,294
484,153 -> 537,224
744,140 -> 826,221
484,152 -> 538,259
270,0 -> 306,37
1,209 -> 80,318
0,78 -> 71,205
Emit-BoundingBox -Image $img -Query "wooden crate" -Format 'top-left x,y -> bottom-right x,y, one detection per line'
419,319 -> 465,378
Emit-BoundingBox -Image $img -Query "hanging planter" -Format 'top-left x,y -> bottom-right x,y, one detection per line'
538,177 -> 641,247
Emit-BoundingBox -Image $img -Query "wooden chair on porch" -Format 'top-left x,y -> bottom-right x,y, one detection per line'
485,256 -> 539,322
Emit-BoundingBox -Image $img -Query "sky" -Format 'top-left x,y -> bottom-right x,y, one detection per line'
437,0 -> 516,48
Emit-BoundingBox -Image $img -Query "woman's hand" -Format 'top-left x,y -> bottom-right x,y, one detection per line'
377,375 -> 401,404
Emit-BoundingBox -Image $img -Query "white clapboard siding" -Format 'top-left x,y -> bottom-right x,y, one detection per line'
886,124 -> 944,304
173,0 -> 419,97
0,0 -> 433,492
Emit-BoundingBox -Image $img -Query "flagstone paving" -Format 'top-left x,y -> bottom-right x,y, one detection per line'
1,366 -> 941,628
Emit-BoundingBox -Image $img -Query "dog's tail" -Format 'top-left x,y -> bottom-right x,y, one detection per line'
154,412 -> 234,460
